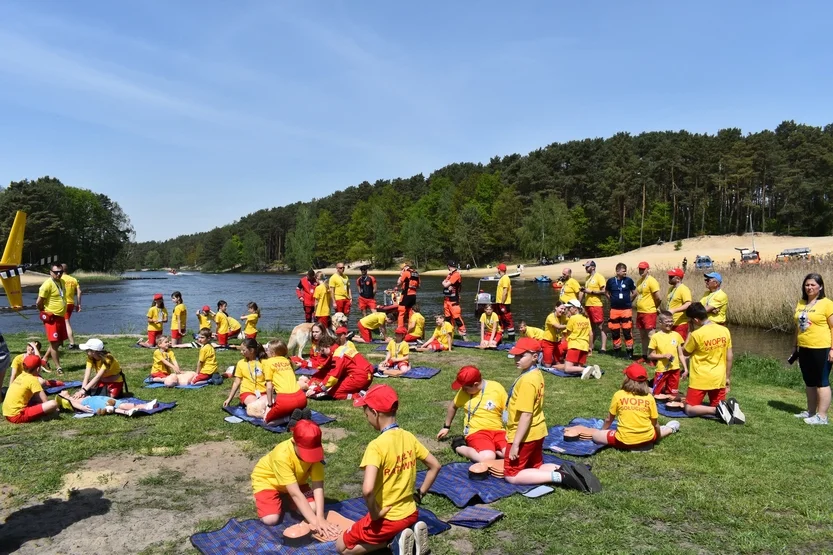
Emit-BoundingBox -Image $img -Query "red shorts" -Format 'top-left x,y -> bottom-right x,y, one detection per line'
65,304 -> 75,321
44,317 -> 68,343
316,316 -> 331,328
335,299 -> 352,316
685,387 -> 726,407
403,334 -> 422,342
672,323 -> 689,340
328,370 -> 373,400
245,332 -> 257,340
229,328 -> 241,339
239,391 -> 260,404
342,510 -> 419,550
465,429 -> 508,453
303,305 -> 315,323
216,333 -> 229,346
193,373 -> 213,384
5,402 -> 46,424
147,330 -> 161,346
150,372 -> 169,379
652,370 -> 681,395
98,381 -> 124,398
541,339 -> 567,366
265,390 -> 307,422
483,332 -> 502,345
422,338 -> 447,352
358,297 -> 376,311
171,329 -> 184,340
606,429 -> 657,449
585,306 -> 604,325
254,485 -> 314,519
566,349 -> 588,366
358,322 -> 374,342
504,438 -> 544,477
636,312 -> 658,330
384,361 -> 410,371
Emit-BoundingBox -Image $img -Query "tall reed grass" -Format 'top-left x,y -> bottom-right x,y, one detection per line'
73,271 -> 124,283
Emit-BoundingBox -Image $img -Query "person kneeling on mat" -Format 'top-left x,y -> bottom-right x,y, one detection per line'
262,340 -> 308,426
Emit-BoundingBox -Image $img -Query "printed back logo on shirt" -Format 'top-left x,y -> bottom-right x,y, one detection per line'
384,449 -> 417,476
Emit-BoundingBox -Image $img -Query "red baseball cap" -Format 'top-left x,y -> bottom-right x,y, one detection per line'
497,263 -> 507,272
335,326 -> 349,335
293,419 -> 324,463
638,261 -> 650,269
153,293 -> 163,300
623,363 -> 648,382
508,337 -> 542,355
23,354 -> 42,370
451,366 -> 482,390
395,326 -> 408,335
353,384 -> 399,412
667,268 -> 684,278
202,305 -> 211,312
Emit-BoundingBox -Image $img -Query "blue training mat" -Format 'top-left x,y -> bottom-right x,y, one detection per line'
452,340 -> 513,351
416,454 -> 565,508
544,417 -> 616,456
190,496 -> 450,555
373,366 -> 441,380
222,404 -> 334,433
74,397 -> 177,418
143,377 -> 210,389
656,400 -> 718,420
295,367 -> 318,377
541,367 -> 606,378
448,506 -> 504,529
45,381 -> 82,394
373,342 -> 419,352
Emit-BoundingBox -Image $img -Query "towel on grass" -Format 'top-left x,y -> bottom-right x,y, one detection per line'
541,367 -> 606,378
448,506 -> 504,529
373,366 -> 441,380
544,417 -> 616,456
45,381 -> 82,394
73,397 -> 176,418
143,377 -> 210,389
222,404 -> 334,433
373,342 -> 419,352
452,340 -> 513,351
190,496 -> 449,555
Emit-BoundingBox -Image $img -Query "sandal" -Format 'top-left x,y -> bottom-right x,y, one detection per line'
55,367 -> 64,376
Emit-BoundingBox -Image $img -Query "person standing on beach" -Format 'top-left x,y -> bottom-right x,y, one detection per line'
559,268 -> 581,304
702,272 -> 728,325
396,263 -> 420,328
605,263 -> 637,359
60,264 -> 82,350
442,261 -> 467,340
356,265 -> 377,317
580,260 -> 606,353
495,263 -> 515,341
330,262 -> 352,321
635,262 -> 662,362
665,268 -> 692,339
296,270 -> 317,323
37,263 -> 68,374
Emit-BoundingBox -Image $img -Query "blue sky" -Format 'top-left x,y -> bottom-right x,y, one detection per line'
0,1 -> 830,241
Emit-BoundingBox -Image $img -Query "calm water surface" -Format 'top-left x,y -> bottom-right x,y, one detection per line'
0,272 -> 794,358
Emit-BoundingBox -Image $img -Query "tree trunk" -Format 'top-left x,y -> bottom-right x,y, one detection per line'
640,180 -> 646,247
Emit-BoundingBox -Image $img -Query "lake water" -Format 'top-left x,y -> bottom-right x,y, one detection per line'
0,272 -> 794,359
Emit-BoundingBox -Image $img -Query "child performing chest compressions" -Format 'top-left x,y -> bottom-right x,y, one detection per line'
193,329 -> 219,385
306,331 -> 373,400
223,338 -> 267,413
147,336 -> 195,387
262,340 -> 308,426
76,338 -> 126,399
437,366 -> 508,463
353,311 -> 392,343
336,385 -> 441,555
561,300 -> 601,379
376,327 -> 411,377
478,304 -> 503,349
503,338 -> 601,493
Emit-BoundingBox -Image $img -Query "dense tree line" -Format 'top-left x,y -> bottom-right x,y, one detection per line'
0,177 -> 133,272
130,121 -> 833,271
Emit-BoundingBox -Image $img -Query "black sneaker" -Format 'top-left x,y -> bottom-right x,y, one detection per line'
557,463 -> 589,493
716,400 -> 732,425
726,398 -> 745,424
300,407 -> 313,421
345,332 -> 355,341
450,436 -> 466,451
288,409 -> 304,429
571,463 -> 602,493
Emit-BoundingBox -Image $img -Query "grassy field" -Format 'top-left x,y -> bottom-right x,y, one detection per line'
0,333 -> 831,554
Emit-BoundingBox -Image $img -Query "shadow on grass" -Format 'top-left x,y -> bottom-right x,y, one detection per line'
0,488 -> 111,552
767,399 -> 804,414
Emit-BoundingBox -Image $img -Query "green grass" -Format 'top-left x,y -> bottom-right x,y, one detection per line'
1,334 -> 832,554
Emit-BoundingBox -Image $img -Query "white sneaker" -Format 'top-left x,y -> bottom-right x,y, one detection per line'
665,420 -> 681,434
413,521 -> 430,555
397,527 -> 415,554
145,399 -> 157,411
716,401 -> 732,425
729,402 -> 746,425
804,414 -> 829,425
592,365 -> 602,379
580,366 -> 593,380
126,408 -> 137,417
794,411 -> 810,418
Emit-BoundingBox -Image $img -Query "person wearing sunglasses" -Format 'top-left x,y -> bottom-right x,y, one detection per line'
701,272 -> 728,326
36,263 -> 68,374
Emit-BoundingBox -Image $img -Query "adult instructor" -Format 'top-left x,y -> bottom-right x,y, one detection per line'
793,273 -> 833,425
296,270 -> 317,323
635,261 -> 661,362
61,263 -> 82,349
580,260 -> 606,353
702,272 -> 728,325
329,262 -> 352,320
442,260 -> 467,340
396,262 -> 420,328
37,263 -> 68,374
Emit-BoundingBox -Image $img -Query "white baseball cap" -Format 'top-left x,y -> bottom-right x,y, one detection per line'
566,299 -> 582,308
79,338 -> 105,352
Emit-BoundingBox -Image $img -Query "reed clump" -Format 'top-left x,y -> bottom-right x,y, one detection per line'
73,271 -> 124,283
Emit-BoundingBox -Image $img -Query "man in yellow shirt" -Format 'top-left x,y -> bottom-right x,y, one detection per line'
665,268 -> 692,339
635,261 -> 661,362
495,263 -> 515,340
579,260 -> 607,353
330,263 -> 352,320
61,264 -> 82,349
702,272 -> 728,325
558,268 -> 581,304
313,273 -> 332,328
37,263 -> 69,373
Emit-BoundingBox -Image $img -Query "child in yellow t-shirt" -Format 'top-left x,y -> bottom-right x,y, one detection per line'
354,311 -> 392,343
2,354 -> 59,424
503,338 -> 600,492
223,338 -> 267,413
148,335 -> 181,384
591,363 -> 680,449
647,311 -> 688,397
170,291 -> 188,346
241,302 -> 261,340
7,341 -> 54,389
437,365 -> 508,462
313,273 -> 332,328
196,305 -> 214,333
478,304 -> 503,349
376,327 -> 411,377
76,338 -> 126,398
262,340 -> 308,426
215,300 -> 233,347
541,303 -> 568,367
337,385 -> 441,555
138,294 -> 168,348
517,321 -> 545,341
192,329 -> 218,384
560,300 -> 601,379
404,304 -> 425,342
415,315 -> 454,352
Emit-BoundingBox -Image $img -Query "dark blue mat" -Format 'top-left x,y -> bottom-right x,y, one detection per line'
143,376 -> 210,389
373,342 -> 418,352
45,381 -> 82,394
416,454 -> 565,508
448,506 -> 504,529
190,496 -> 449,555
373,366 -> 441,380
452,340 -> 513,351
656,401 -> 717,419
74,397 -> 177,418
222,404 -> 334,433
544,417 -> 616,456
541,367 -> 605,378
295,368 -> 318,376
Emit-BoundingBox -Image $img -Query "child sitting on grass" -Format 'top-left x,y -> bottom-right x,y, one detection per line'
2,354 -> 59,423
147,336 -> 188,387
648,310 -> 688,397
415,315 -> 454,352
478,304 -> 503,349
682,302 -> 745,424
589,363 -> 680,449
57,390 -> 157,416
353,311 -> 393,343
561,300 -> 601,379
251,418 -> 339,540
503,338 -> 601,493
376,327 -> 411,377
437,366 -> 508,462
192,329 -> 218,385
7,341 -> 60,389
337,384 -> 441,555
75,338 -> 126,399
263,340 -> 308,426
404,304 -> 425,342
223,338 -> 267,415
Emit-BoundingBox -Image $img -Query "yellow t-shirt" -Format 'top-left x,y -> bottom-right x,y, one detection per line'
38,279 -> 67,316
684,323 -> 732,390
479,312 -> 502,335
197,313 -> 211,330
360,428 -> 429,521
263,356 -> 300,394
228,316 -> 241,332
214,312 -> 229,334
431,321 -> 454,349
333,341 -> 358,358
496,275 -> 512,305
521,325 -> 545,340
329,273 -> 350,300
87,354 -> 123,382
10,354 -> 27,378
609,390 -> 658,445
386,339 -> 409,361
667,284 -> 692,326
171,304 -> 187,331
243,313 -> 259,335
61,274 -> 79,305
151,349 -> 177,376
505,369 -> 546,443
559,278 -> 581,303
636,275 -> 661,314
147,306 -> 167,332
701,289 -> 728,324
583,273 -> 606,307
648,330 -> 683,372
360,312 -> 387,331
543,313 -> 563,342
453,380 -> 507,435
2,373 -> 42,417
251,439 -> 325,494
409,312 -> 425,338
314,283 -> 331,317
198,344 -> 218,374
234,359 -> 266,395
795,298 -> 833,349
565,313 -> 591,351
